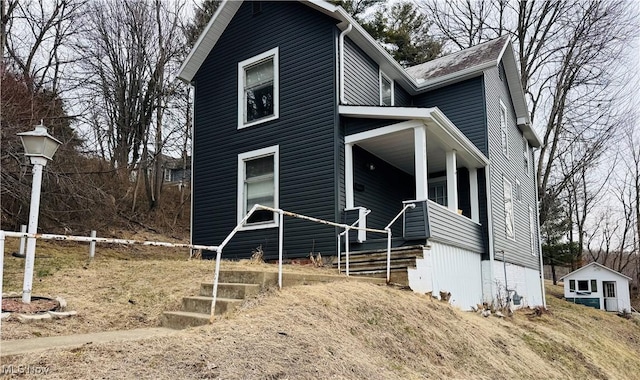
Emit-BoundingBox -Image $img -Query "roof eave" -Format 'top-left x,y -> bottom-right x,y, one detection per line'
339,105 -> 489,167
177,0 -> 242,83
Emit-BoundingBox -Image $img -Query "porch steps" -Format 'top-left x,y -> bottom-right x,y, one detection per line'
161,269 -> 385,329
333,245 -> 425,285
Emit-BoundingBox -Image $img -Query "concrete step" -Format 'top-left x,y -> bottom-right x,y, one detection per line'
181,296 -> 243,315
199,282 -> 261,299
217,270 -> 278,287
160,311 -> 210,330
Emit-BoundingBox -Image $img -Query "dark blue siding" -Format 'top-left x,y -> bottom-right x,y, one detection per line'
352,145 -> 415,235
413,77 -> 487,155
395,84 -> 412,106
344,37 -> 379,105
192,2 -> 338,260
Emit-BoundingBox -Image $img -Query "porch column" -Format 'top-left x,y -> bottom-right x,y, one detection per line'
469,168 -> 479,223
414,126 -> 428,199
446,150 -> 458,212
345,143 -> 354,208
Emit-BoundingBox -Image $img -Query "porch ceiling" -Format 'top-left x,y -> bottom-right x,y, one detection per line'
355,128 -> 449,175
342,106 -> 489,177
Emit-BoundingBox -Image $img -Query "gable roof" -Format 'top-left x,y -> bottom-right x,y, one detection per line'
405,36 -> 510,85
559,262 -> 632,281
178,0 -> 540,147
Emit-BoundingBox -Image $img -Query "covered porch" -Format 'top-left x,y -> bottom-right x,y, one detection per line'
341,106 -> 489,251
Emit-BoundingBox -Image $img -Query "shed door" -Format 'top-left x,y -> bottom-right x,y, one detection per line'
603,281 -> 618,311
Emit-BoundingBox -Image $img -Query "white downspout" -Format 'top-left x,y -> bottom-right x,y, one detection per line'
533,147 -> 547,307
339,24 -> 352,105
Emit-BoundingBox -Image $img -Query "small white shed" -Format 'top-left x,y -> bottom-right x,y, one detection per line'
559,262 -> 631,312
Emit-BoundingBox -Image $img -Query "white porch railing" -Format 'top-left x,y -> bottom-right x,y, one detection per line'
384,203 -> 416,282
0,203 -> 409,334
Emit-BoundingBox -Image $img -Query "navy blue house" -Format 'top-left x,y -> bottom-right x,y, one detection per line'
178,1 -> 545,309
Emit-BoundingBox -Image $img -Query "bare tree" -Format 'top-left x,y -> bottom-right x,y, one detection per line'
3,0 -> 85,94
422,0 -> 638,229
78,0 -> 188,210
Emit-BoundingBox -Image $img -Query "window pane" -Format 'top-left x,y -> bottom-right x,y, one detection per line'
591,280 -> 597,293
246,59 -> 273,87
569,280 -> 575,292
244,154 -> 275,224
381,76 -> 392,106
245,58 -> 274,122
504,179 -> 514,238
246,156 -> 273,178
578,280 -> 589,291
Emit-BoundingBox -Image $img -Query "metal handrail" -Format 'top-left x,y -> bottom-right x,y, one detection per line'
337,209 -> 371,276
384,203 -> 416,282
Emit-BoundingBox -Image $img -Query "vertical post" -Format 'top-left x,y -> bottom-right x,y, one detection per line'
18,225 -> 27,256
210,247 -> 223,320
22,161 -> 45,304
469,168 -> 479,223
278,211 -> 283,290
414,126 -> 428,199
446,150 -> 458,212
89,230 -> 97,260
1,230 -> 5,339
337,233 -> 341,273
386,229 -> 391,283
345,143 -> 354,208
345,228 -> 350,276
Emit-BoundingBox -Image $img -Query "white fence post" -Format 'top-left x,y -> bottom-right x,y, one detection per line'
18,225 -> 27,256
0,230 -> 5,339
89,230 -> 97,260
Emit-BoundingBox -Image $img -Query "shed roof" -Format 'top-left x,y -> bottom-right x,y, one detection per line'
559,262 -> 632,281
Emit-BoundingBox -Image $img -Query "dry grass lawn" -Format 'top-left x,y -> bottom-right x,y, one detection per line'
1,235 -> 640,379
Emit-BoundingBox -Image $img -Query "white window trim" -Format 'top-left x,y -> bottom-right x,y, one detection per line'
379,70 -> 394,106
237,145 -> 280,230
523,135 -> 530,176
529,206 -> 536,256
237,47 -> 279,129
500,100 -> 509,158
503,176 -> 515,241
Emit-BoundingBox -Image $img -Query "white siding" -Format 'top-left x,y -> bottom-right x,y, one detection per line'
408,241 -> 483,310
492,261 -> 544,308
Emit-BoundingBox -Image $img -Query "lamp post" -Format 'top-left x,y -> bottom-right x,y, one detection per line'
18,123 -> 61,303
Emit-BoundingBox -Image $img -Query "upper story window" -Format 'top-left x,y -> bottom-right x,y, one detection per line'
500,100 -> 508,157
237,145 -> 279,229
503,177 -> 515,240
515,179 -> 522,202
380,71 -> 394,106
523,135 -> 530,175
238,47 -> 279,129
529,206 -> 536,256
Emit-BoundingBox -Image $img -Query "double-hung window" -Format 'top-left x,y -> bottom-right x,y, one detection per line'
238,146 -> 279,228
380,71 -> 393,106
238,47 -> 279,128
500,100 -> 508,157
428,180 -> 447,207
503,177 -> 515,240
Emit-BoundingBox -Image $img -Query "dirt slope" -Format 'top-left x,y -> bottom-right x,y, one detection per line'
4,281 -> 640,379
1,238 -> 639,379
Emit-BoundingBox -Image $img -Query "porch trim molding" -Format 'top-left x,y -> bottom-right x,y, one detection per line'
340,105 -> 489,167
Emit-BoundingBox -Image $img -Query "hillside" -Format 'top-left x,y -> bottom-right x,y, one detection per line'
1,239 -> 639,379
